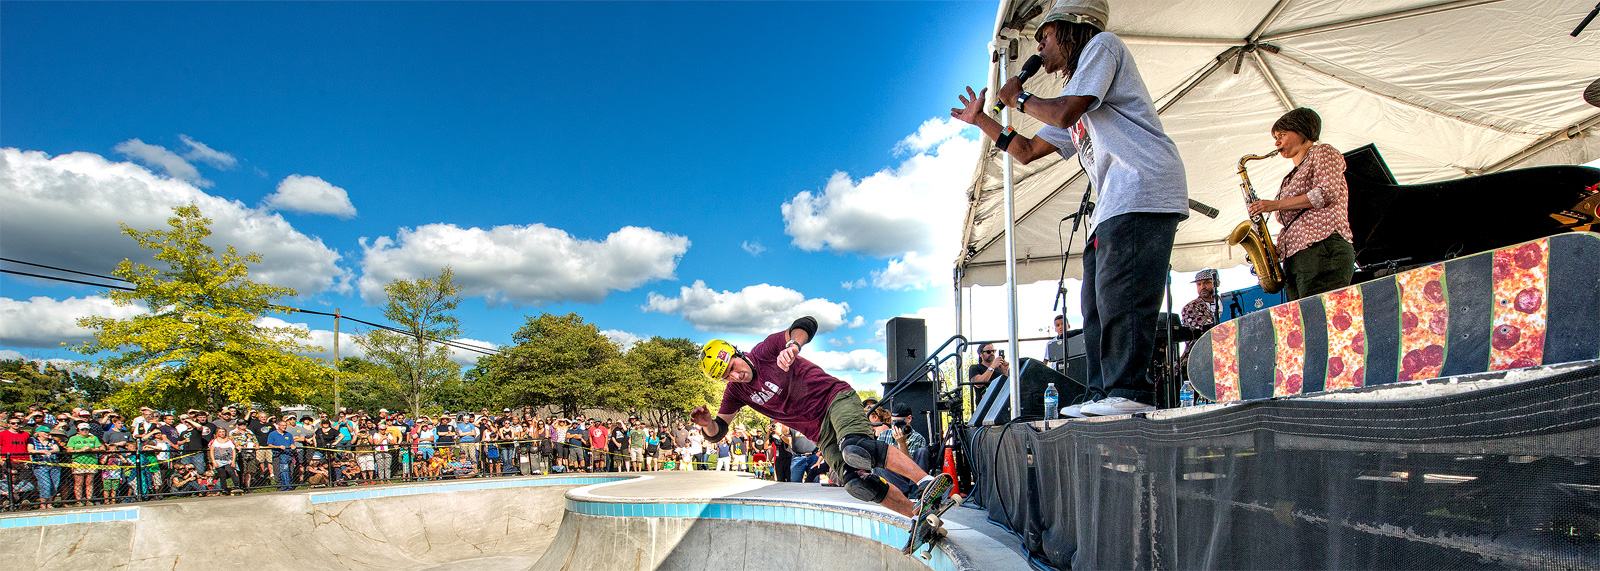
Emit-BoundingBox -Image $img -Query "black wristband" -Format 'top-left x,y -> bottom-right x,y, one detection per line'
996,127 -> 1017,151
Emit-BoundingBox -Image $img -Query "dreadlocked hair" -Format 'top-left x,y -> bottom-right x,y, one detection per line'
1038,20 -> 1103,78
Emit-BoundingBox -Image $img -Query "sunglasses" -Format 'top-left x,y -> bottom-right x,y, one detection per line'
980,350 -> 996,355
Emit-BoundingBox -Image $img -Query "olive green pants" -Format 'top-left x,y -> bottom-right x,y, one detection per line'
1284,235 -> 1356,301
815,389 -> 874,478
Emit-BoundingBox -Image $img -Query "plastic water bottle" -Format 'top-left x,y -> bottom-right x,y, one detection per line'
1180,380 -> 1196,408
1044,383 -> 1059,418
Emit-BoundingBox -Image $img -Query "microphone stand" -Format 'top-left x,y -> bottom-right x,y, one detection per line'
1051,186 -> 1093,393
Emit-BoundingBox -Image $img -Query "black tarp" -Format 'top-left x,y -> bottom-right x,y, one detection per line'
965,362 -> 1600,570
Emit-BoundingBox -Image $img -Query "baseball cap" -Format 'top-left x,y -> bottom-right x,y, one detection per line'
1193,268 -> 1219,283
891,403 -> 914,417
76,422 -> 91,430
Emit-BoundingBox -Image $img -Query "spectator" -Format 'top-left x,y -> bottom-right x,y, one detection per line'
210,429 -> 240,494
101,450 -> 128,501
144,428 -> 174,493
372,423 -> 393,481
715,439 -> 732,471
354,423 -> 375,481
564,422 -> 586,472
729,426 -> 748,472
229,423 -> 258,489
608,422 -> 627,472
627,423 -> 647,472
587,420 -> 608,472
247,411 -> 276,481
28,426 -> 61,509
304,459 -> 330,487
67,423 -> 103,506
179,411 -> 214,475
768,423 -> 793,483
266,420 -> 295,491
787,428 -> 820,483
435,414 -> 458,449
2,416 -> 30,465
2,464 -> 37,508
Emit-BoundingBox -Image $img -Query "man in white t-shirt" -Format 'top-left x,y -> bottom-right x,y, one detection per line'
953,0 -> 1186,418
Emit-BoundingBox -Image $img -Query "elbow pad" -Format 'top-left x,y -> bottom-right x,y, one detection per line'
790,316 -> 818,342
704,417 -> 729,442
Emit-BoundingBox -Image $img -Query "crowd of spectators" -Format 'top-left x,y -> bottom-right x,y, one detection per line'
2,403 -> 892,511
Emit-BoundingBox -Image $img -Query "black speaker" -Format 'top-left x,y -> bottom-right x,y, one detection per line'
885,317 -> 928,384
971,358 -> 1085,425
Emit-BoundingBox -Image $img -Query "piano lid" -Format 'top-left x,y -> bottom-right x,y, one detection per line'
1345,144 -> 1600,271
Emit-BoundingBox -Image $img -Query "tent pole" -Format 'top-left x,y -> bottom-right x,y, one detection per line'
999,42 -> 1022,421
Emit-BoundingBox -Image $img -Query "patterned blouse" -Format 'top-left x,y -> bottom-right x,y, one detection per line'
1180,296 -> 1219,329
1274,143 -> 1353,261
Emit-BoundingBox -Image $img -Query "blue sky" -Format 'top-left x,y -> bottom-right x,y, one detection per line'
0,1 -> 1015,390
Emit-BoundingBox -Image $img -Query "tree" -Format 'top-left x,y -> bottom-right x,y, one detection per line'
356,269 -> 463,418
624,337 -> 716,425
75,205 -> 327,411
473,313 -> 631,418
0,359 -> 124,412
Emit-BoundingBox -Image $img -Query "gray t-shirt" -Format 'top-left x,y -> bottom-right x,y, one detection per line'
1034,32 -> 1188,235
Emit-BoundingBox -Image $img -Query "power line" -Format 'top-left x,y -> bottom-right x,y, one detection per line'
2,257 -> 501,358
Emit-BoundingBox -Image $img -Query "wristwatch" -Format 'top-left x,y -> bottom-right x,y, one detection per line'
1016,91 -> 1033,112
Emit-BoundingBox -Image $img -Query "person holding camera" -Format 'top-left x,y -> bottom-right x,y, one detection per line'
968,343 -> 1010,388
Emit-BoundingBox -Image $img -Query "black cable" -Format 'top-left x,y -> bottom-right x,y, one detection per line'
0,257 -> 131,283
0,268 -> 136,291
2,257 -> 500,357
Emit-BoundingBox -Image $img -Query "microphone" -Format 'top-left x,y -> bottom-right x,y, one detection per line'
1188,199 -> 1220,219
992,55 -> 1044,113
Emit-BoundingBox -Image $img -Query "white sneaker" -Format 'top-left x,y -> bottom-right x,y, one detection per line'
1060,399 -> 1098,419
1079,397 -> 1156,417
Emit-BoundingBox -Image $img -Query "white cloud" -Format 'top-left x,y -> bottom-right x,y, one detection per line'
827,335 -> 856,348
358,223 -> 688,306
782,119 -> 975,290
0,350 -> 93,374
266,174 -> 358,219
0,296 -> 147,348
804,348 -> 886,375
114,139 -> 206,186
447,338 -> 498,366
643,280 -> 850,336
256,316 -> 495,366
848,316 -> 866,328
602,329 -> 643,350
178,135 -> 238,170
894,117 -> 971,156
841,278 -> 867,290
740,240 -> 766,257
0,148 -> 351,295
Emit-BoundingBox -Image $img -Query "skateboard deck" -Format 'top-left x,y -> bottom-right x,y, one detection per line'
1187,232 -> 1600,403
902,473 -> 956,556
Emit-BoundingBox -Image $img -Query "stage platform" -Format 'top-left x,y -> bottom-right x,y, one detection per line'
0,471 -> 1030,571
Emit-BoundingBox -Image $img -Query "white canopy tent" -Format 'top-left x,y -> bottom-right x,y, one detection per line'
957,0 -> 1600,291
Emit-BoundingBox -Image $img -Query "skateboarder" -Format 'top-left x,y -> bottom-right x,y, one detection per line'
692,316 -> 951,519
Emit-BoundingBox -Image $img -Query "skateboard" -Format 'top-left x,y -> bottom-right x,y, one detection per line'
1187,232 -> 1600,403
901,473 -> 958,559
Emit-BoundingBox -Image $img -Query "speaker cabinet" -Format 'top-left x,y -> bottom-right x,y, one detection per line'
970,358 -> 1086,425
885,317 -> 927,384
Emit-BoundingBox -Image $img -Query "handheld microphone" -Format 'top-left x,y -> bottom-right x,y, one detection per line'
992,55 -> 1044,113
1188,199 -> 1220,219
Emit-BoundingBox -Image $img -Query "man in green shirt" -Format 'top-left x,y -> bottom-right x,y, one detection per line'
67,423 -> 103,506
627,423 -> 647,472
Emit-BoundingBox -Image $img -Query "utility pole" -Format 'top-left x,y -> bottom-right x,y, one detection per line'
333,308 -> 341,414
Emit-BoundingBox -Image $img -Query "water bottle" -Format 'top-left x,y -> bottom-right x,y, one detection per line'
1044,383 -> 1059,418
1179,380 -> 1196,408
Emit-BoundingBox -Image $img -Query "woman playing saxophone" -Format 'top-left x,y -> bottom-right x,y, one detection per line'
1246,107 -> 1355,300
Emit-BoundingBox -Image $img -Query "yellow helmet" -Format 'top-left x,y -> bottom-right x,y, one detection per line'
701,340 -> 738,380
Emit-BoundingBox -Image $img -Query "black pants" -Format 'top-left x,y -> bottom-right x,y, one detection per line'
1081,212 -> 1180,405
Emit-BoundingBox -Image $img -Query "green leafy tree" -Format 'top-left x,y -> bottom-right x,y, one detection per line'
74,205 -> 327,411
624,337 -> 716,425
356,269 -> 463,418
0,359 -> 124,412
474,313 -> 631,418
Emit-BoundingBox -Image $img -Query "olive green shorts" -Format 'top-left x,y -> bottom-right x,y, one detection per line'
815,389 -> 874,478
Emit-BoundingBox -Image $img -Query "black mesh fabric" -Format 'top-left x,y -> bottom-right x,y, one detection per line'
965,362 -> 1600,570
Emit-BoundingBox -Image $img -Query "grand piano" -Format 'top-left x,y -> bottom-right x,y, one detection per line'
1343,144 -> 1600,282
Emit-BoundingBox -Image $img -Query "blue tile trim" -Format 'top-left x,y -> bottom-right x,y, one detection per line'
308,475 -> 628,504
565,498 -> 959,571
0,508 -> 138,529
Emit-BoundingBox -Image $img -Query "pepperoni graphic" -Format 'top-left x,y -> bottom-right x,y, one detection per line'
1286,374 -> 1302,394
1491,324 -> 1521,351
1287,329 -> 1303,349
1509,358 -> 1538,369
1422,344 -> 1444,367
1352,332 -> 1365,354
1402,311 -> 1418,332
1513,243 -> 1542,269
1424,280 -> 1444,304
1429,309 -> 1449,336
1332,311 -> 1352,331
1514,288 -> 1543,314
1402,349 -> 1424,375
1328,356 -> 1344,377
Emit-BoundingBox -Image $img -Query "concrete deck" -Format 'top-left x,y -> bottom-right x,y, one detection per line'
0,471 -> 1029,571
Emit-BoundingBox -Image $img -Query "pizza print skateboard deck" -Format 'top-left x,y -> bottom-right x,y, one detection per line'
1187,232 -> 1600,403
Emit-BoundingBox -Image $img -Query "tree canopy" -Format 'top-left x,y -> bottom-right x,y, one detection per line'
355,268 -> 463,418
74,205 -> 328,411
0,359 -> 124,412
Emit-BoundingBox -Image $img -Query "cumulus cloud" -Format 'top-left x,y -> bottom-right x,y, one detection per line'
114,139 -> 206,186
358,223 -> 688,306
827,335 -> 856,348
740,240 -> 766,257
602,329 -> 643,350
848,316 -> 866,328
0,296 -> 147,348
803,348 -> 886,374
0,148 -> 351,295
894,117 -> 973,156
642,280 -> 850,336
265,174 -> 358,219
178,135 -> 238,170
841,278 -> 867,290
782,118 -> 975,290
0,350 -> 91,373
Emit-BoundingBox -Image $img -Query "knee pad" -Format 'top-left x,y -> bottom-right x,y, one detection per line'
840,469 -> 891,504
839,433 -> 889,470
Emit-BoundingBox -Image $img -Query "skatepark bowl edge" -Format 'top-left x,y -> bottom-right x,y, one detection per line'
0,471 -> 1025,571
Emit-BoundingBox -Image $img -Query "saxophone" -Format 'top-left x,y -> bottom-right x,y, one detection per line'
1227,150 -> 1286,294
